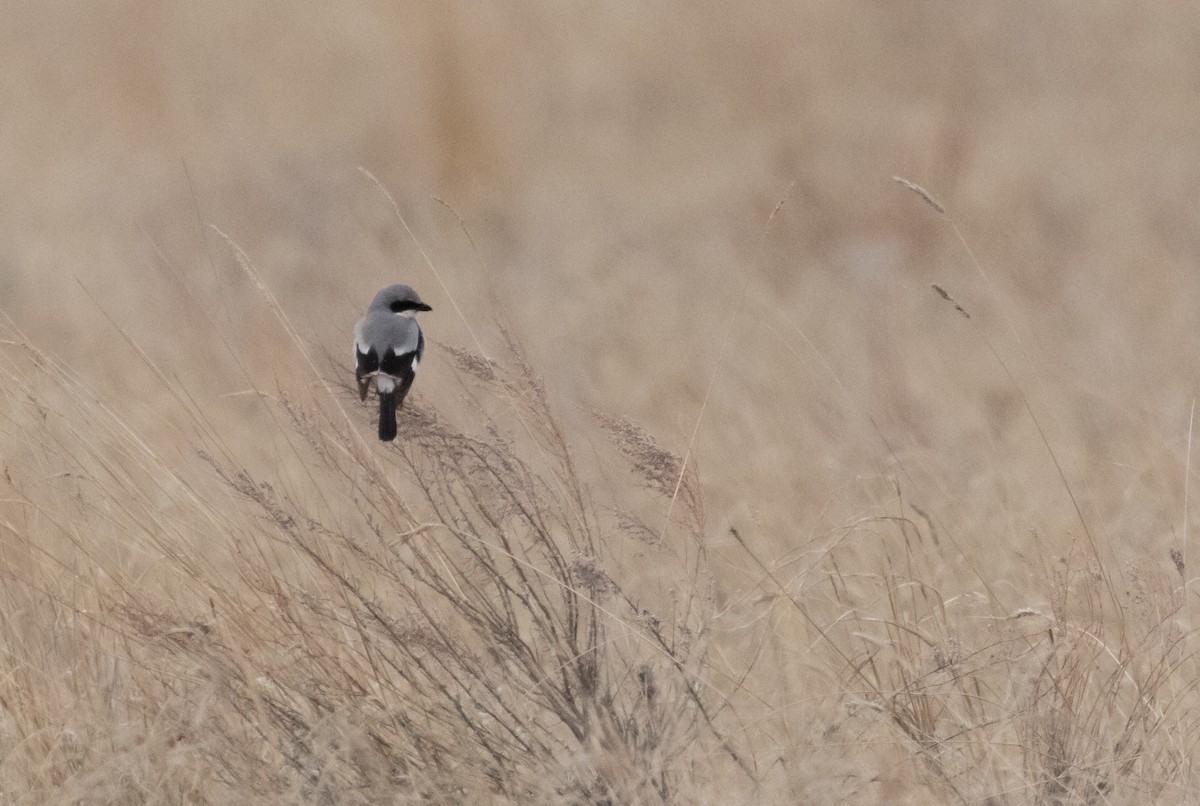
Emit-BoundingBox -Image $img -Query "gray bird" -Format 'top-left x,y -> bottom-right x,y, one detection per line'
354,284 -> 432,441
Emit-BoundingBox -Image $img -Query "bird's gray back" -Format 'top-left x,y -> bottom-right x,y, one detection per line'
358,311 -> 423,356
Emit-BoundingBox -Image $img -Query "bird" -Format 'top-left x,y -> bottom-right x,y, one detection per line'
353,284 -> 432,441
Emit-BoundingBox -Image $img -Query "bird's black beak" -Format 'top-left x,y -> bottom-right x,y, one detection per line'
417,303 -> 433,312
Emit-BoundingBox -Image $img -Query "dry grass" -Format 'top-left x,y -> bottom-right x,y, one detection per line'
5,3 -> 1200,803
0,309 -> 737,803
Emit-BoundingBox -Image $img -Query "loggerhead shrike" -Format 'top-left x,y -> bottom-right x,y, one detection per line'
354,284 -> 432,441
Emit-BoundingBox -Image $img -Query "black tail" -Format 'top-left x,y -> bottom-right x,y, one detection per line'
378,391 -> 398,441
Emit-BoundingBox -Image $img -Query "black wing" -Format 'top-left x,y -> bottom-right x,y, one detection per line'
355,345 -> 380,401
380,348 -> 419,408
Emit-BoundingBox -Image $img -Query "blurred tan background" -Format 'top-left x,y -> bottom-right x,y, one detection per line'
4,2 -> 1200,583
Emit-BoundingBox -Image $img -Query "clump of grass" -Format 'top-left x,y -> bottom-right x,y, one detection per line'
739,494 -> 1196,803
0,276 -> 766,804
122,336 -> 746,802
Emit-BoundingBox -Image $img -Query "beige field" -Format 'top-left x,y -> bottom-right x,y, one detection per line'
3,3 -> 1200,803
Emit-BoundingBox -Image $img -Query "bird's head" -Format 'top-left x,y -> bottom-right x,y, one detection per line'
370,284 -> 432,317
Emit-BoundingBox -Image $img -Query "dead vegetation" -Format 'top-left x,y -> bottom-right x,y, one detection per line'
4,284 -> 1200,803
6,4 -> 1200,804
